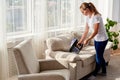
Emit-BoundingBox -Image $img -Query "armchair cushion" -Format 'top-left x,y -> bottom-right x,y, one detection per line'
18,69 -> 70,80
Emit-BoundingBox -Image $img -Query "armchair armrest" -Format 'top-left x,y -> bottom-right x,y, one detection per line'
18,73 -> 65,80
38,59 -> 68,71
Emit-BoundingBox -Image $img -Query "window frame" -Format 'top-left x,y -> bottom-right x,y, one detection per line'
6,0 -> 113,39
6,0 -> 33,37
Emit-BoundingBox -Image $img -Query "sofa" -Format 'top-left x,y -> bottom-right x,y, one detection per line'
45,30 -> 113,80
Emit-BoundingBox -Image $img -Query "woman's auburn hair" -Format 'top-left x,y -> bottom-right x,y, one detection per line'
80,2 -> 101,15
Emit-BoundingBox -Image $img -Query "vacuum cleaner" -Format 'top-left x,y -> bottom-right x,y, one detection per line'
69,38 -> 83,54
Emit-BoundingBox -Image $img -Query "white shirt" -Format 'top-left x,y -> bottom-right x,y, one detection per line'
86,14 -> 108,41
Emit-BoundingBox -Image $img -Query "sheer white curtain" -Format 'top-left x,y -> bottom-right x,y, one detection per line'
32,0 -> 48,59
0,0 -> 9,80
32,0 -> 75,58
97,0 -> 109,23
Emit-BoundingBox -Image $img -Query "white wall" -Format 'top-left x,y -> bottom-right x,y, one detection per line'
112,0 -> 120,22
111,0 -> 120,48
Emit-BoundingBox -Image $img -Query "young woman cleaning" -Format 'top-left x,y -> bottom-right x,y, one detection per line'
77,2 -> 108,80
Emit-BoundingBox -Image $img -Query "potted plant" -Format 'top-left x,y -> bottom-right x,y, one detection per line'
105,18 -> 120,50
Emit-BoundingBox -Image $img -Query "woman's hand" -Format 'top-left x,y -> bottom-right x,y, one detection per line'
83,38 -> 90,45
77,40 -> 83,46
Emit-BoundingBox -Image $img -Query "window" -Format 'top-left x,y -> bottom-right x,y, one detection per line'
6,0 -> 29,34
76,0 -> 98,27
47,0 -> 99,30
5,0 -> 111,37
47,0 -> 74,29
46,0 -> 101,37
61,0 -> 73,26
47,0 -> 58,27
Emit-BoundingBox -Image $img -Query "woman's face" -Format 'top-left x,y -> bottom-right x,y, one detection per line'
80,8 -> 89,16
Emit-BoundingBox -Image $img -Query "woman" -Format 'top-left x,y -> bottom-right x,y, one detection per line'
77,2 -> 108,80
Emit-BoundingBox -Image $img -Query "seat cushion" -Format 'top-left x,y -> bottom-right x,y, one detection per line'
18,69 -> 70,80
14,39 -> 40,74
41,69 -> 70,80
78,46 -> 96,67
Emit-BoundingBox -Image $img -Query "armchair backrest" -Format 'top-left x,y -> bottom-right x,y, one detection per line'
13,39 -> 40,74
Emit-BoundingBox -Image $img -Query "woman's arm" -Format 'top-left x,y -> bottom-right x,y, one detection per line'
84,23 -> 99,44
77,23 -> 89,45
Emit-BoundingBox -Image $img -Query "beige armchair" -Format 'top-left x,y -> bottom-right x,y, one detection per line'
13,39 -> 70,80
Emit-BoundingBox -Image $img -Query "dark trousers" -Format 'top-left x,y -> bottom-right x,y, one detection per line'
93,39 -> 108,76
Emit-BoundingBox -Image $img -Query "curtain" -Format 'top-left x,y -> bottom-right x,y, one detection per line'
32,0 -> 48,59
47,0 -> 75,36
0,0 -> 9,80
32,0 -> 75,59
